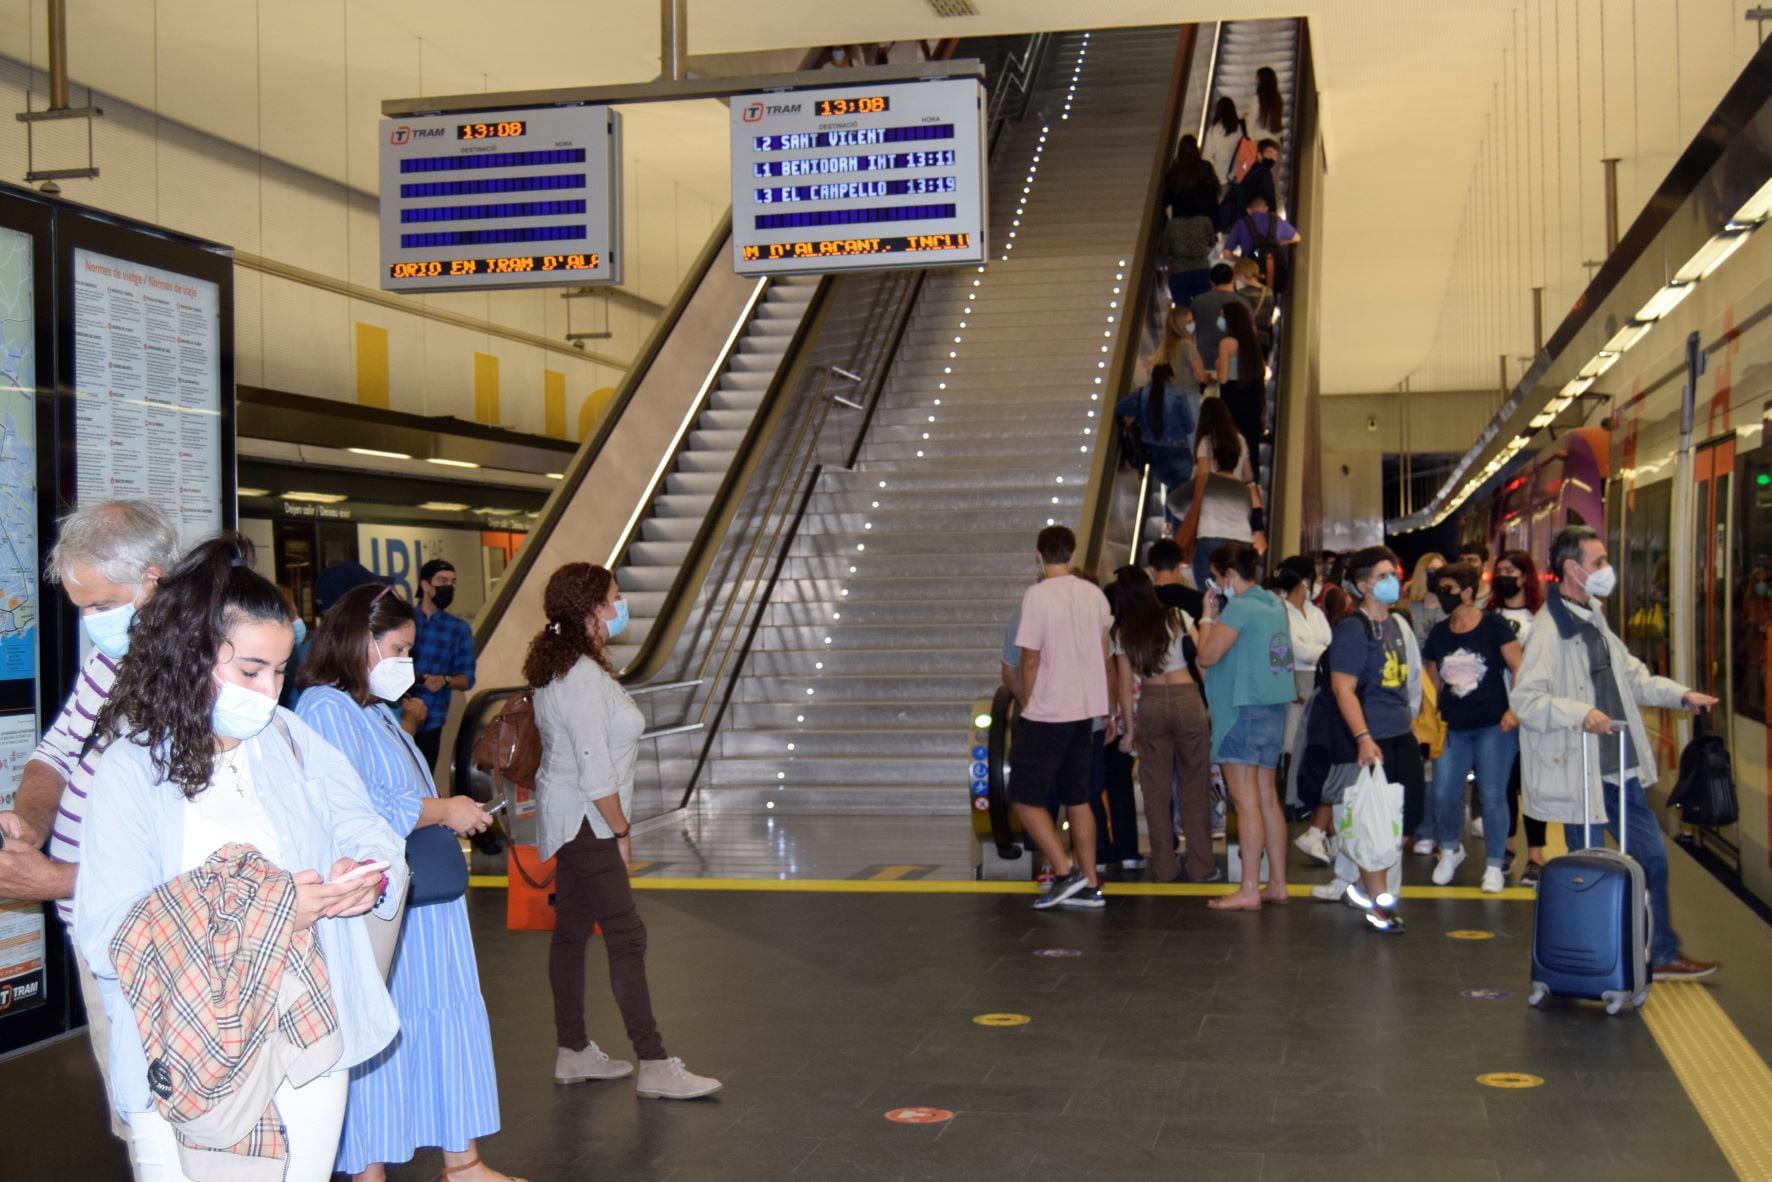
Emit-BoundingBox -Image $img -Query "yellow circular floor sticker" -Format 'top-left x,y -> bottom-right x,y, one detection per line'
972,1012 -> 1031,1027
1476,1072 -> 1544,1089
1447,930 -> 1495,940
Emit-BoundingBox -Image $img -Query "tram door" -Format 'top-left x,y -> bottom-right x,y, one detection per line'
1695,437 -> 1736,733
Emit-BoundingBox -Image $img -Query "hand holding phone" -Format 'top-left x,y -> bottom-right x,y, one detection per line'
331,858 -> 391,885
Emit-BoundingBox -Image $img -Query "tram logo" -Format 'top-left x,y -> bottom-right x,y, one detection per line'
388,124 -> 447,145
742,103 -> 764,122
743,102 -> 802,121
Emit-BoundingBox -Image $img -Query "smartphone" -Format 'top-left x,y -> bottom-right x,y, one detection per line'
484,798 -> 508,817
332,859 -> 391,885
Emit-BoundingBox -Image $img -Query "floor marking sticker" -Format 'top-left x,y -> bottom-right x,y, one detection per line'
1447,929 -> 1495,940
1476,1072 -> 1544,1089
1461,989 -> 1514,1002
1033,948 -> 1082,958
972,1012 -> 1031,1027
885,1107 -> 954,1124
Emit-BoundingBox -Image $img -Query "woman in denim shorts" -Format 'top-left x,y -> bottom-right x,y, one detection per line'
1195,542 -> 1297,910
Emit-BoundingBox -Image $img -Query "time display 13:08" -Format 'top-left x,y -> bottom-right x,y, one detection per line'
457,120 -> 528,140
814,95 -> 890,117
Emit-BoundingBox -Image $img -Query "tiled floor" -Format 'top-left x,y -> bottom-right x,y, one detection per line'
11,834 -> 1769,1181
629,810 -> 979,881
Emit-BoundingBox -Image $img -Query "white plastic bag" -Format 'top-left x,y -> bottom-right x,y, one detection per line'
1334,764 -> 1404,871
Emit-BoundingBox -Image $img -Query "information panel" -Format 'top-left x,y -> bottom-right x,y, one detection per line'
379,107 -> 621,292
730,78 -> 986,275
72,249 -> 224,547
0,227 -> 37,687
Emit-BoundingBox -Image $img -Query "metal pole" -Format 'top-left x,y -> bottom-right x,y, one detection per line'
1498,353 -> 1509,401
660,0 -> 688,83
1531,286 -> 1544,353
47,0 -> 69,110
1601,157 -> 1621,254
1669,331 -> 1702,693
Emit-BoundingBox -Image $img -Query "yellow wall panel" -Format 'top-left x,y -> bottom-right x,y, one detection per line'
544,370 -> 567,438
355,323 -> 390,409
474,352 -> 501,425
578,385 -> 617,441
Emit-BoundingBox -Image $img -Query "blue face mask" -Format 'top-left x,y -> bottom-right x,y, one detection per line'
1372,575 -> 1402,605
605,598 -> 630,639
82,599 -> 137,659
292,617 -> 308,647
212,677 -> 278,741
1221,584 -> 1237,600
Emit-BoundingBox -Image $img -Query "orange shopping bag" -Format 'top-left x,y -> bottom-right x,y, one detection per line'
507,843 -> 557,931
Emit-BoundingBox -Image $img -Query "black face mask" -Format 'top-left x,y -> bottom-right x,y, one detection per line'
429,585 -> 455,612
1435,590 -> 1464,615
1491,575 -> 1521,601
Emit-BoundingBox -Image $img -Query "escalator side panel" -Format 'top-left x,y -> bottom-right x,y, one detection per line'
475,249 -> 759,694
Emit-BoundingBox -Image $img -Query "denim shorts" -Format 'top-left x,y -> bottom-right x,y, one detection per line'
1215,702 -> 1287,768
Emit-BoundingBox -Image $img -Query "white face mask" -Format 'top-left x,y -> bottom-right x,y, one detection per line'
1580,563 -> 1616,599
367,640 -> 416,702
212,677 -> 278,741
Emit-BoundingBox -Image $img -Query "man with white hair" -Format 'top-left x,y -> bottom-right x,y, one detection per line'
0,499 -> 179,1144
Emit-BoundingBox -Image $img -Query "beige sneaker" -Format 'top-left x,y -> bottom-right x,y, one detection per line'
635,1056 -> 722,1099
555,1042 -> 634,1084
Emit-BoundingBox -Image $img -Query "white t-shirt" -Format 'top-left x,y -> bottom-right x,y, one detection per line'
182,739 -> 286,871
1194,436 -> 1254,541
1014,575 -> 1112,723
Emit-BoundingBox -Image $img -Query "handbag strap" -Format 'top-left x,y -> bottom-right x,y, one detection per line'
511,848 -> 556,891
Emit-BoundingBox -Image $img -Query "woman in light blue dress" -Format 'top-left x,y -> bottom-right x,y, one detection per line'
296,583 -> 520,1182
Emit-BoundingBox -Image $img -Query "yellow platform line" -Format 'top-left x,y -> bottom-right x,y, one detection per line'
467,875 -> 1533,900
868,864 -> 921,881
1640,983 -> 1772,1180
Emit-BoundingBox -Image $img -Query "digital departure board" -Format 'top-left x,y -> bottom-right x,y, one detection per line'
380,107 -> 620,292
730,78 -> 986,275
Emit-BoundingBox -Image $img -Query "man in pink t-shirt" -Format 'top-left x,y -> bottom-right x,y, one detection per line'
1012,526 -> 1113,909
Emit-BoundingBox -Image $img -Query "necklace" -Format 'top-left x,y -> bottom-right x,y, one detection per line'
219,747 -> 246,797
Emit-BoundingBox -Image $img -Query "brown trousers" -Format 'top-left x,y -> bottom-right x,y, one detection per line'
548,820 -> 666,1060
1134,682 -> 1215,882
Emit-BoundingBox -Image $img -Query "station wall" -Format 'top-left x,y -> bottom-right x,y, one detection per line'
0,54 -> 726,442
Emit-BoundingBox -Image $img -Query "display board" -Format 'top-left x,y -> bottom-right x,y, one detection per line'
0,226 -> 38,687
730,77 -> 987,275
71,249 -> 224,547
379,107 -> 622,292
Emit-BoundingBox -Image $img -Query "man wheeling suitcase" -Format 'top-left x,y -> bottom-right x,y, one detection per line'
1511,526 -> 1718,981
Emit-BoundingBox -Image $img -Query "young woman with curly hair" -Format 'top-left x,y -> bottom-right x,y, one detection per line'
76,537 -> 406,1181
525,563 -> 720,1100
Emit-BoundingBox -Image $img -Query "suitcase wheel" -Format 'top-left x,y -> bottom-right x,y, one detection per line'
1602,989 -> 1636,1017
1528,983 -> 1547,1007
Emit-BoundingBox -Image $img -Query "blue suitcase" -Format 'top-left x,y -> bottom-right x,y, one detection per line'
1528,727 -> 1651,1016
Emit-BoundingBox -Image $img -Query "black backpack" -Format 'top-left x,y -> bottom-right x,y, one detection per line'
1242,213 -> 1289,294
1667,712 -> 1738,827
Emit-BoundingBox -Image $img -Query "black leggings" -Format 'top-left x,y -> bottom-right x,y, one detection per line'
1504,752 -> 1547,848
1376,732 -> 1427,841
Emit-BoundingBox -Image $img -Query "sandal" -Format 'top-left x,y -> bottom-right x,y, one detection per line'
440,1156 -> 529,1182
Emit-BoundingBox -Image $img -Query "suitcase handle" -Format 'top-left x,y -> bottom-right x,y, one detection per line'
1580,721 -> 1630,854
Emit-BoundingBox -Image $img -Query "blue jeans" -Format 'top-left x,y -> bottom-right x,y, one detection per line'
1563,777 -> 1680,965
1430,724 -> 1516,867
1193,536 -> 1234,593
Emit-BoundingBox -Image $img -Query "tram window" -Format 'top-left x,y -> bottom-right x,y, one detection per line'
1620,481 -> 1672,675
1736,443 -> 1772,723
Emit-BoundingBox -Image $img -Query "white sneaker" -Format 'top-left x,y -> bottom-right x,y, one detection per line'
555,1042 -> 634,1084
1432,846 -> 1467,885
1411,838 -> 1436,856
1310,878 -> 1351,902
1480,865 -> 1505,893
1293,827 -> 1332,866
636,1056 -> 723,1100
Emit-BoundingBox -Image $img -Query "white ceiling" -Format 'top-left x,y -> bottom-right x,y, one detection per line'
0,0 -> 1657,396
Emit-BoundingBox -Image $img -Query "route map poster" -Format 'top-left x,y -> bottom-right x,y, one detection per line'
0,227 -> 37,687
72,248 -> 222,547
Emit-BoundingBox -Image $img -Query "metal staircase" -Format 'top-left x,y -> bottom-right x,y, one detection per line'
606,275 -> 820,660
695,29 -> 1181,812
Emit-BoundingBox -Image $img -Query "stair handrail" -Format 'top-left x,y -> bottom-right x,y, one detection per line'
1076,25 -> 1201,575
606,275 -> 836,686
674,269 -> 927,808
986,33 -> 1052,150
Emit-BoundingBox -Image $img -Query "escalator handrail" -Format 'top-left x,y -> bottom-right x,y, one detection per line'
470,212 -> 734,651
611,276 -> 837,685
985,684 -> 1021,856
1077,25 -> 1201,574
